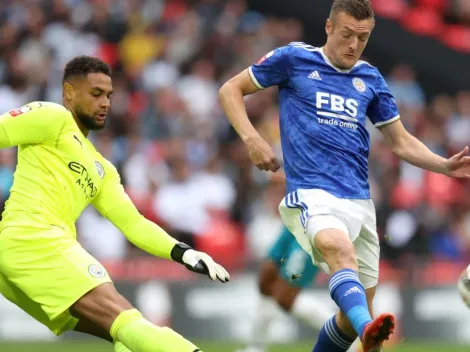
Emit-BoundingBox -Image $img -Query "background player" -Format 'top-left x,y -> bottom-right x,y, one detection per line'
236,225 -> 328,352
0,56 -> 229,352
219,0 -> 470,351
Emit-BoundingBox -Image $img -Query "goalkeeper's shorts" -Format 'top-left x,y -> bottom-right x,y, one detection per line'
0,226 -> 112,335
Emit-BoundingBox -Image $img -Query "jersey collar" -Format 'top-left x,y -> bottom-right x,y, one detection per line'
319,47 -> 361,73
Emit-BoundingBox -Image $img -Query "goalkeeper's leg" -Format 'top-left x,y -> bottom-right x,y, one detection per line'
73,316 -> 132,351
71,283 -> 200,352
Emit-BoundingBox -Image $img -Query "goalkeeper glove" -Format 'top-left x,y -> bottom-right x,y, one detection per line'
171,242 -> 230,283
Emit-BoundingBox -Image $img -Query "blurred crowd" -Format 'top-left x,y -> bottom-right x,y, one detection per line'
410,0 -> 470,26
445,0 -> 470,25
0,0 -> 469,271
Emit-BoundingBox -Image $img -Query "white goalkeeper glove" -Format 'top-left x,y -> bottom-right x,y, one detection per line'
170,242 -> 230,283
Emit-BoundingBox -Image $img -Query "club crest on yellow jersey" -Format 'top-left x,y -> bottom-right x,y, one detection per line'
88,264 -> 106,278
95,161 -> 105,179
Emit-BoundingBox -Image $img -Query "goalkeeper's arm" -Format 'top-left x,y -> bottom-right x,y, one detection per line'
92,162 -> 229,283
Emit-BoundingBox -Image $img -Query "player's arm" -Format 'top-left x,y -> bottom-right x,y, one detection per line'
369,74 -> 470,178
218,69 -> 262,145
379,120 -> 470,177
219,47 -> 293,172
92,161 -> 230,282
0,102 -> 65,148
379,120 -> 447,173
219,69 -> 280,172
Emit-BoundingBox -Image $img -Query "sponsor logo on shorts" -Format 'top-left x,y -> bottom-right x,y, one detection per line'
88,264 -> 106,278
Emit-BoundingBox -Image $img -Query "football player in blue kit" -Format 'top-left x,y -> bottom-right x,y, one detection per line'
219,0 -> 470,351
237,172 -> 361,352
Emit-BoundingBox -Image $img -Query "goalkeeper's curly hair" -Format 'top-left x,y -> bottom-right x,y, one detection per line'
63,56 -> 112,84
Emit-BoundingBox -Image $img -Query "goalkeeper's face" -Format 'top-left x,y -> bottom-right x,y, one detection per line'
71,73 -> 113,131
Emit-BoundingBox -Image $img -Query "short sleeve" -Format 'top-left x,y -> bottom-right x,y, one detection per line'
367,73 -> 400,127
249,46 -> 292,89
0,102 -> 67,148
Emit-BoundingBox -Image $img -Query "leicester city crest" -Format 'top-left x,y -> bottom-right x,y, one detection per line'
352,77 -> 367,93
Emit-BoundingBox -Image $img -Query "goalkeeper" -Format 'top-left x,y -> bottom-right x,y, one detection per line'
0,56 -> 229,352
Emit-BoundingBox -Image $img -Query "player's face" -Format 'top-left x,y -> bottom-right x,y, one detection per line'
325,12 -> 374,70
71,73 -> 113,131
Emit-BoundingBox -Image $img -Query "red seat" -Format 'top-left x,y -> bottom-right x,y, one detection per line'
96,42 -> 119,68
415,0 -> 449,11
390,181 -> 424,209
425,171 -> 464,209
195,212 -> 246,271
161,0 -> 187,23
372,0 -> 408,20
401,7 -> 444,37
440,25 -> 470,53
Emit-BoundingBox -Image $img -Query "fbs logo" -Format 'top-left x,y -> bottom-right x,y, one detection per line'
88,264 -> 106,278
316,92 -> 359,118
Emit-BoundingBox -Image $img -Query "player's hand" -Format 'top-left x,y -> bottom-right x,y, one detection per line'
245,136 -> 281,172
171,243 -> 230,283
182,249 -> 230,283
443,146 -> 470,179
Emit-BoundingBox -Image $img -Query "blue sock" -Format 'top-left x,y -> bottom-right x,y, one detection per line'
329,269 -> 372,339
312,315 -> 355,352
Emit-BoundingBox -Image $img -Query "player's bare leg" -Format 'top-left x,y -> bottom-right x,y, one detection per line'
73,315 -> 113,342
312,227 -> 394,352
70,283 -> 134,332
259,260 -> 281,296
73,315 -> 132,351
71,282 -> 200,352
271,277 -> 302,310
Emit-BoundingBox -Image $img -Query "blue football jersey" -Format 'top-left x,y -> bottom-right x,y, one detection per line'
249,42 -> 400,199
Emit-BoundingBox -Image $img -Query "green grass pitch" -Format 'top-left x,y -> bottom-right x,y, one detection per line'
0,341 -> 468,352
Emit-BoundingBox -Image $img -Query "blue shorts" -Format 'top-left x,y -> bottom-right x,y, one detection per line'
267,226 -> 319,288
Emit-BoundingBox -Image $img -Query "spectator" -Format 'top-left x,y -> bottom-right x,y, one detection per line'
0,0 -> 467,272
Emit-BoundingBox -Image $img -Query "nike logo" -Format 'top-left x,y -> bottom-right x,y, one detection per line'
73,135 -> 83,147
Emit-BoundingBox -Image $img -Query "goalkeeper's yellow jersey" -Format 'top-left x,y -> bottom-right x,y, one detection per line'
0,101 -> 127,235
0,101 -> 176,259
